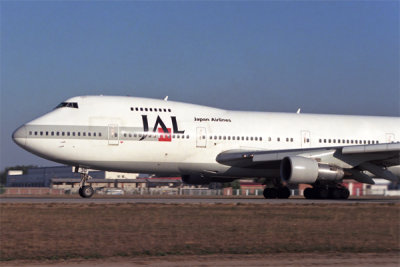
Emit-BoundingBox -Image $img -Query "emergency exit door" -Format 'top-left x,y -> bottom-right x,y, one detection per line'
108,124 -> 119,145
196,127 -> 207,148
301,130 -> 311,148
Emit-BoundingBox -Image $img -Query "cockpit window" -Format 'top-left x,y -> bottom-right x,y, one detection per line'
56,102 -> 79,109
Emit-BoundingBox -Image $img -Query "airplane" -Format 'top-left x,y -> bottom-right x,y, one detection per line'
12,95 -> 400,199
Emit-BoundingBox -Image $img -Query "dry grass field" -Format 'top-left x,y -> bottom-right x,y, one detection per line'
0,202 -> 399,261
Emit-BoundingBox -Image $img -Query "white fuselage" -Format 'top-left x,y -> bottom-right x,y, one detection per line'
13,96 -> 400,179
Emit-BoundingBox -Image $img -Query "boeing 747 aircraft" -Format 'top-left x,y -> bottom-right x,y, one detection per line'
12,95 -> 400,199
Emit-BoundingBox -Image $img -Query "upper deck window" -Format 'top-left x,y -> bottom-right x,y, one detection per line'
56,102 -> 79,109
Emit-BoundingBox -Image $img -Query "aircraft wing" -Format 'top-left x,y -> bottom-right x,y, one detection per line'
216,143 -> 400,183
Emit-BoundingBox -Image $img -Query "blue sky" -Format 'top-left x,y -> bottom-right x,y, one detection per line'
1,1 -> 399,170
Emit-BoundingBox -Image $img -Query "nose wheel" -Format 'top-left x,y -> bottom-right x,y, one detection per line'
79,186 -> 94,198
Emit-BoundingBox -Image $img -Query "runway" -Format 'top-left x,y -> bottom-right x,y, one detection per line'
1,196 -> 398,204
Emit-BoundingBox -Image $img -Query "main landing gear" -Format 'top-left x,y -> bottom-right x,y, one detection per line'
262,178 -> 291,199
263,186 -> 291,199
75,167 -> 94,198
303,184 -> 350,200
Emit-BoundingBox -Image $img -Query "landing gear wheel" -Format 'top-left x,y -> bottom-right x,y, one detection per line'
304,188 -> 316,199
79,186 -> 94,198
263,188 -> 278,199
318,188 -> 329,199
277,187 -> 291,199
340,188 -> 350,199
331,188 -> 342,199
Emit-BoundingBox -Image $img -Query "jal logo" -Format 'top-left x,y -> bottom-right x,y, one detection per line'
141,115 -> 184,142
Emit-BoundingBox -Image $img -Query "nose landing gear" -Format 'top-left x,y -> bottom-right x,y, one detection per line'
75,167 -> 94,198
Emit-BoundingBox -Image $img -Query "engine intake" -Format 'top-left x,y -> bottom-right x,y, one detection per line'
280,156 -> 344,184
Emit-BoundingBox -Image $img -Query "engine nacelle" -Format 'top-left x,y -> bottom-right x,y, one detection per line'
181,175 -> 235,185
280,156 -> 344,184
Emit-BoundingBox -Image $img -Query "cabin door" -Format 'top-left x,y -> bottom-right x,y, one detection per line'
108,124 -> 119,145
301,130 -> 311,148
196,127 -> 207,148
386,133 -> 395,143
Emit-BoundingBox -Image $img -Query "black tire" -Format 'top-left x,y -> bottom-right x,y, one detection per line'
303,188 -> 315,199
318,188 -> 329,199
331,188 -> 342,199
277,187 -> 291,199
78,187 -> 84,198
263,188 -> 278,199
341,188 -> 350,199
80,186 -> 94,198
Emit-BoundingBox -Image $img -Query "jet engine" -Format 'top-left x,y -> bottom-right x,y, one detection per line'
181,175 -> 234,185
280,156 -> 344,184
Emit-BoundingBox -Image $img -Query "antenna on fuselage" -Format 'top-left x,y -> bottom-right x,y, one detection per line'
296,108 -> 301,114
164,96 -> 168,101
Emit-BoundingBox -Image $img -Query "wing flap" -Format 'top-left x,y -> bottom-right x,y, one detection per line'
342,143 -> 400,154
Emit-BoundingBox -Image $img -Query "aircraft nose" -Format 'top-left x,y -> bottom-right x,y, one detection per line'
12,125 -> 27,147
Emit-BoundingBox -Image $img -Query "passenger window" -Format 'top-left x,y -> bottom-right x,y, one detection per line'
163,109 -> 167,112
67,132 -> 70,136
114,133 -> 117,137
186,135 -> 189,139
149,108 -> 153,112
72,132 -> 75,136
277,137 -> 280,142
51,132 -> 54,136
268,137 -> 272,142
83,132 -> 86,136
88,133 -> 91,137
62,132 -> 65,136
260,137 -> 262,141
94,132 -> 97,137
78,132 -> 81,136
168,109 -> 171,112
286,138 -> 289,142
140,108 -> 143,111
135,108 -> 139,111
